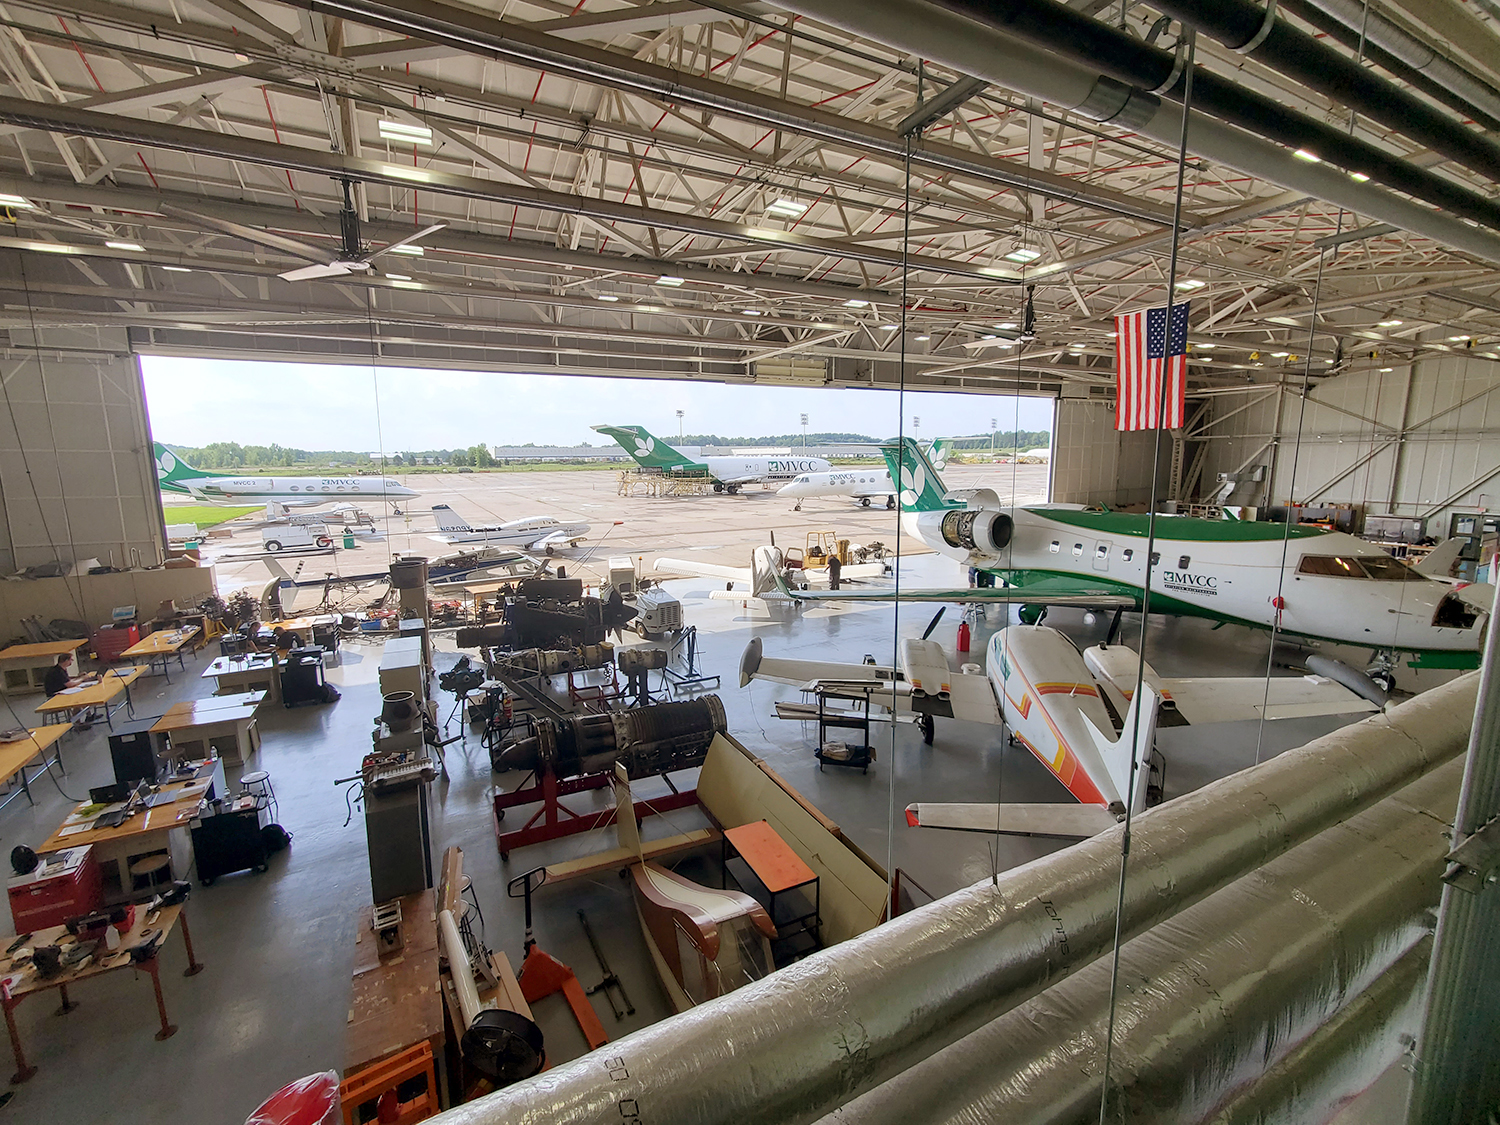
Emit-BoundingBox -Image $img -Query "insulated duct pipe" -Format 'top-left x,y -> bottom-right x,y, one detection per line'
815,757 -> 1461,1125
423,673 -> 1477,1125
1282,0 -> 1500,133
917,0 -> 1500,231
1144,0 -> 1500,182
773,0 -> 1500,268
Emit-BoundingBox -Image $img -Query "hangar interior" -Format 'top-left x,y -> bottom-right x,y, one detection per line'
0,0 -> 1498,1122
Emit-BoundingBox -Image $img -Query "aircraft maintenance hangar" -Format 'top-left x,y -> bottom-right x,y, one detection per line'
0,1 -> 1498,1123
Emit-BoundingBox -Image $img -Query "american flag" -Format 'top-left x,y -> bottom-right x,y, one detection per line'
1115,302 -> 1189,431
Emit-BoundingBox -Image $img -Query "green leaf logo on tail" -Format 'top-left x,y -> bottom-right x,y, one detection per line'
154,442 -> 214,492
929,438 -> 951,471
880,437 -> 959,512
591,425 -> 699,471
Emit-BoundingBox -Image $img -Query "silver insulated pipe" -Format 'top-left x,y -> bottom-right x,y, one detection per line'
815,756 -> 1463,1125
771,0 -> 1500,268
423,673 -> 1477,1125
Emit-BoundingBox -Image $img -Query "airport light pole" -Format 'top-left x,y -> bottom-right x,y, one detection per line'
991,417 -> 997,462
800,413 -> 808,453
676,410 -> 684,442
913,416 -> 921,441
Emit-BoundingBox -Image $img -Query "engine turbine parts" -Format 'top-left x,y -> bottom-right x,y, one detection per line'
495,695 -> 727,776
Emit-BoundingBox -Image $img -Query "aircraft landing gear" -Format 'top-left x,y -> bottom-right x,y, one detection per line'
1364,650 -> 1398,694
727,484 -> 741,494
860,497 -> 871,507
886,496 -> 896,510
713,482 -> 724,493
918,712 -> 935,746
794,501 -> 802,511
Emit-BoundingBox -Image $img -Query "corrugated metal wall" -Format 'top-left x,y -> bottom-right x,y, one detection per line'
1052,398 -> 1163,507
1194,356 -> 1500,533
0,328 -> 165,572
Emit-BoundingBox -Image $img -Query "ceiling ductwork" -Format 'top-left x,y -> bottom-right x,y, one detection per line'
772,0 -> 1500,267
917,0 -> 1500,232
1282,0 -> 1500,133
1144,0 -> 1500,183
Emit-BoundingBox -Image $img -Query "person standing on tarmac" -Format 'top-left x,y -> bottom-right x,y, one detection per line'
827,553 -> 842,591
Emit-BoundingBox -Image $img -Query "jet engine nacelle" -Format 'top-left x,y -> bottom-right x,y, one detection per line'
939,508 -> 1014,556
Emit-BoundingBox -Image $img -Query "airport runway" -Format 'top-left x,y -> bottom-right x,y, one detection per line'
184,461 -> 1051,596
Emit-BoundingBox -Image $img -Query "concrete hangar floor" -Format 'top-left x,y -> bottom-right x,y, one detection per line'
7,462 -> 1456,1123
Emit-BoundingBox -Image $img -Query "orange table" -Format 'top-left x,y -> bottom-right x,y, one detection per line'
0,903 -> 203,1083
0,725 -> 71,813
121,626 -> 200,683
722,820 -> 821,960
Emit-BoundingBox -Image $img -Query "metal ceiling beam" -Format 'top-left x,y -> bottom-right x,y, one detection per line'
0,94 -> 1025,283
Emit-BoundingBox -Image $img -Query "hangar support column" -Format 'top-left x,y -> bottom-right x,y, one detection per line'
0,326 -> 165,574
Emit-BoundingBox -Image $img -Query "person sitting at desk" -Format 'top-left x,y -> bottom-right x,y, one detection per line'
43,652 -> 99,696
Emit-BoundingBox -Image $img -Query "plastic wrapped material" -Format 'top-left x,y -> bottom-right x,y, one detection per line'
817,758 -> 1461,1125
422,674 -> 1475,1125
245,1071 -> 340,1125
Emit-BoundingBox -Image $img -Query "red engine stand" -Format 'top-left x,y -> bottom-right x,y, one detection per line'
493,767 -> 698,858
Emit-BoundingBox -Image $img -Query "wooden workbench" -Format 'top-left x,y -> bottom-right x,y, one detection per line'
346,889 -> 444,1077
33,666 -> 143,728
0,725 -> 71,814
153,694 -> 262,766
120,626 -> 200,682
0,639 -> 88,695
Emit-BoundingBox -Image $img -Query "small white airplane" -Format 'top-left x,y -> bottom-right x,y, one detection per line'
741,623 -> 1379,838
155,443 -> 419,508
593,424 -> 830,494
655,544 -> 888,614
429,504 -> 591,554
778,468 -> 896,511
766,438 -> 1487,681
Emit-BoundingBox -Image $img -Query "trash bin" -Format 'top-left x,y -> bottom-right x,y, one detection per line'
342,533 -> 355,549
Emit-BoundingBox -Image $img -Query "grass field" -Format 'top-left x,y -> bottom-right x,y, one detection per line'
159,504 -> 262,528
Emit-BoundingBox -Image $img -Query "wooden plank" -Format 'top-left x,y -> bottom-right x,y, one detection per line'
345,889 -> 443,1076
0,639 -> 88,662
544,827 -> 720,883
725,821 -> 817,894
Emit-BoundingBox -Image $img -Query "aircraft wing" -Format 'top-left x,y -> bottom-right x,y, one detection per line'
772,569 -> 1136,608
905,802 -> 1121,839
738,637 -> 896,689
1156,676 -> 1378,723
528,530 -> 580,551
655,557 -> 751,584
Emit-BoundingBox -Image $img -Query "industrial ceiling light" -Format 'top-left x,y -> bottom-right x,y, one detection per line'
996,322 -> 1018,330
1174,278 -> 1205,290
0,193 -> 35,208
1350,171 -> 1371,182
595,294 -> 619,301
744,309 -> 762,316
1293,149 -> 1321,163
384,273 -> 412,281
1449,334 -> 1471,341
161,265 -> 192,272
880,324 -> 898,330
378,119 -> 433,145
843,299 -> 868,308
1378,319 -> 1403,327
387,244 -> 425,256
1195,342 -> 1216,348
106,240 -> 144,251
1380,367 -> 1394,372
1271,351 -> 1290,357
915,335 -> 930,341
1004,246 -> 1042,263
656,275 -> 685,286
764,198 -> 808,219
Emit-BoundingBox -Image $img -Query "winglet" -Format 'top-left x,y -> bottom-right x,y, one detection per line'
1080,682 -> 1159,814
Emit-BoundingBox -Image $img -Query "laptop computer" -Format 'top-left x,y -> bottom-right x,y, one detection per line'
90,782 -> 129,805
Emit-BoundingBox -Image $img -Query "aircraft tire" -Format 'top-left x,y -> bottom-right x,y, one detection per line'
713,482 -> 724,493
885,496 -> 896,510
861,497 -> 871,507
316,536 -> 332,548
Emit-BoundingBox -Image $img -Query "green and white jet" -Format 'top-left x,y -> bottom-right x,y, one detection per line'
155,443 -> 419,508
770,437 -> 1487,670
593,424 -> 829,493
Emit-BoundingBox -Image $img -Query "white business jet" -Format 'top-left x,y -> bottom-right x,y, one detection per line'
428,505 -> 591,555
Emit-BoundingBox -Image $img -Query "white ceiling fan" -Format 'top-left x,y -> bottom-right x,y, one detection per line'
161,180 -> 446,282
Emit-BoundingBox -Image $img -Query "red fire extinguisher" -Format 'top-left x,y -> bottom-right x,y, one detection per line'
957,620 -> 971,653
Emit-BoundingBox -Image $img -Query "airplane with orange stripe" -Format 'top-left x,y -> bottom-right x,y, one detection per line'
742,623 -> 1379,838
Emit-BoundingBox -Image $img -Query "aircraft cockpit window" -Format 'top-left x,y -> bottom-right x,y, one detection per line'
1297,555 -> 1364,577
1356,554 -> 1425,581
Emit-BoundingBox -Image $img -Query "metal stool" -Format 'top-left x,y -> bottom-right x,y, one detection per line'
129,853 -> 172,892
240,769 -> 278,820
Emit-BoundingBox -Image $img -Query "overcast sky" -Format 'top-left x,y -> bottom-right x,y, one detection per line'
140,356 -> 1056,450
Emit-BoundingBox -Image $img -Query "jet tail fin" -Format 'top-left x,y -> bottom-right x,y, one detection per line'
154,442 -> 213,491
1080,683 -> 1159,814
591,424 -> 696,471
432,504 -> 473,532
879,437 -> 960,513
1413,537 -> 1466,579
